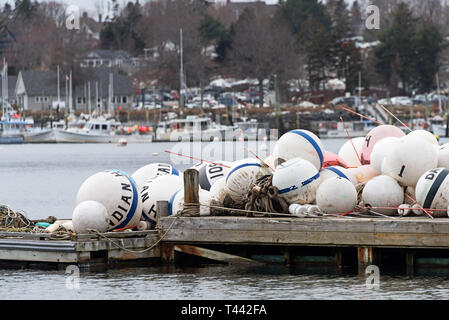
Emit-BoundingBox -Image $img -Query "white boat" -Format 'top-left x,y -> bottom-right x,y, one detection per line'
0,105 -> 26,144
234,118 -> 267,141
54,117 -> 123,143
318,121 -> 377,139
156,115 -> 237,141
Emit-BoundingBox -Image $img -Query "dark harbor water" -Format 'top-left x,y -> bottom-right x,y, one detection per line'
1,138 -> 449,300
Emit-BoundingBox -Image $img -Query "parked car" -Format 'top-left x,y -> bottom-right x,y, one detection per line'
330,96 -> 362,107
379,96 -> 412,106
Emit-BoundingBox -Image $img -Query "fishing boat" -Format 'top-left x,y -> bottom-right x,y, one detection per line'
234,118 -> 267,141
0,117 -> 26,144
53,116 -> 122,143
318,120 -> 376,139
155,115 -> 237,141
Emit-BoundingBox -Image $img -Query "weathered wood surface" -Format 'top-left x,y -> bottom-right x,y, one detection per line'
158,216 -> 449,249
0,230 -> 160,263
174,244 -> 260,264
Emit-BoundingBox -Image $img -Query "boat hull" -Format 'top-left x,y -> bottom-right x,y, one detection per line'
0,135 -> 24,144
54,130 -> 153,143
24,129 -> 56,143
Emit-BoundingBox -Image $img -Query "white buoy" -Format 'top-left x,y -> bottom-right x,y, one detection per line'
140,175 -> 184,224
117,138 -> 127,146
272,129 -> 324,170
316,177 -> 358,214
131,163 -> 180,190
408,130 -> 439,145
72,200 -> 109,234
289,204 -> 308,216
76,170 -> 142,231
370,137 -> 400,174
137,221 -> 152,231
198,161 -> 232,191
209,177 -> 226,202
361,175 -> 404,215
404,186 -> 416,205
415,168 -> 449,217
438,143 -> 449,168
225,158 -> 265,205
272,158 -> 320,205
397,204 -> 411,216
191,161 -> 208,171
318,166 -> 357,186
169,189 -> 212,216
412,203 -> 424,216
338,137 -> 365,168
381,135 -> 438,187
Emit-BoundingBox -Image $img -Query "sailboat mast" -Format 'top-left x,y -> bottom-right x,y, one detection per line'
179,28 -> 184,117
57,65 -> 60,108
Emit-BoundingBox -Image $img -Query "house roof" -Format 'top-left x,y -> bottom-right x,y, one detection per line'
19,71 -> 60,96
0,75 -> 17,99
73,68 -> 134,97
18,68 -> 134,98
82,49 -> 132,60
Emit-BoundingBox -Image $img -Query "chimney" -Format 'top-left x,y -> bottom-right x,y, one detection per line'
82,11 -> 88,19
98,14 -> 102,23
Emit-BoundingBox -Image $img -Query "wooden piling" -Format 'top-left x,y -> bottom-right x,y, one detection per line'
406,250 -> 415,277
358,247 -> 378,276
183,169 -> 200,216
156,201 -> 169,224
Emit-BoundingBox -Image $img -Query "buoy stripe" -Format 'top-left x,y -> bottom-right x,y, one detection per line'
109,170 -> 139,230
326,167 -> 349,181
199,165 -> 211,191
291,130 -> 324,168
278,173 -> 320,194
168,189 -> 181,216
226,163 -> 261,183
423,169 -> 449,209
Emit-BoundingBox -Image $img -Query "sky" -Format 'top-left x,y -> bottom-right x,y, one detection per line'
0,0 -> 281,16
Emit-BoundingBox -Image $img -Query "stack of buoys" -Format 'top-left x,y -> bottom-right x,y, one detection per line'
70,123 -> 449,234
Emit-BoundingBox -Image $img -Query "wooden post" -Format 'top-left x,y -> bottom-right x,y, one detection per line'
156,201 -> 169,224
334,248 -> 343,274
358,247 -> 378,276
406,250 -> 415,277
183,169 -> 199,216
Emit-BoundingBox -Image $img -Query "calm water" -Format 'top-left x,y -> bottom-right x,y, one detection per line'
1,138 -> 449,300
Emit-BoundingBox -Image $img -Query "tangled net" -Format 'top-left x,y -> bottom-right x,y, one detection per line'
210,175 -> 290,217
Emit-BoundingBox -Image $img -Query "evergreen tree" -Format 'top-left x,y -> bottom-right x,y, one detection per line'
414,22 -> 446,92
350,0 -> 363,36
374,2 -> 418,94
281,0 -> 332,91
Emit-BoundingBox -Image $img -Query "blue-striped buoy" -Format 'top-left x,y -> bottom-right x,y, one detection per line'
76,170 -> 142,231
131,163 -> 179,190
141,175 -> 184,224
319,166 -> 357,186
272,129 -> 324,170
225,158 -> 265,204
416,168 -> 449,217
272,158 -> 320,205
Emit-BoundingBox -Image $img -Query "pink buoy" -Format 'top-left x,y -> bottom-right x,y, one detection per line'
348,165 -> 378,184
360,125 -> 405,165
323,151 -> 349,169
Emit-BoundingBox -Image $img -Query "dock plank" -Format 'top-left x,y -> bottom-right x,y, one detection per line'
158,216 -> 449,249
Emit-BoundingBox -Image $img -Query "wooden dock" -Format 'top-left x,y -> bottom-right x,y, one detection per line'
1,216 -> 449,275
0,230 -> 160,269
2,169 -> 449,276
157,216 -> 449,276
